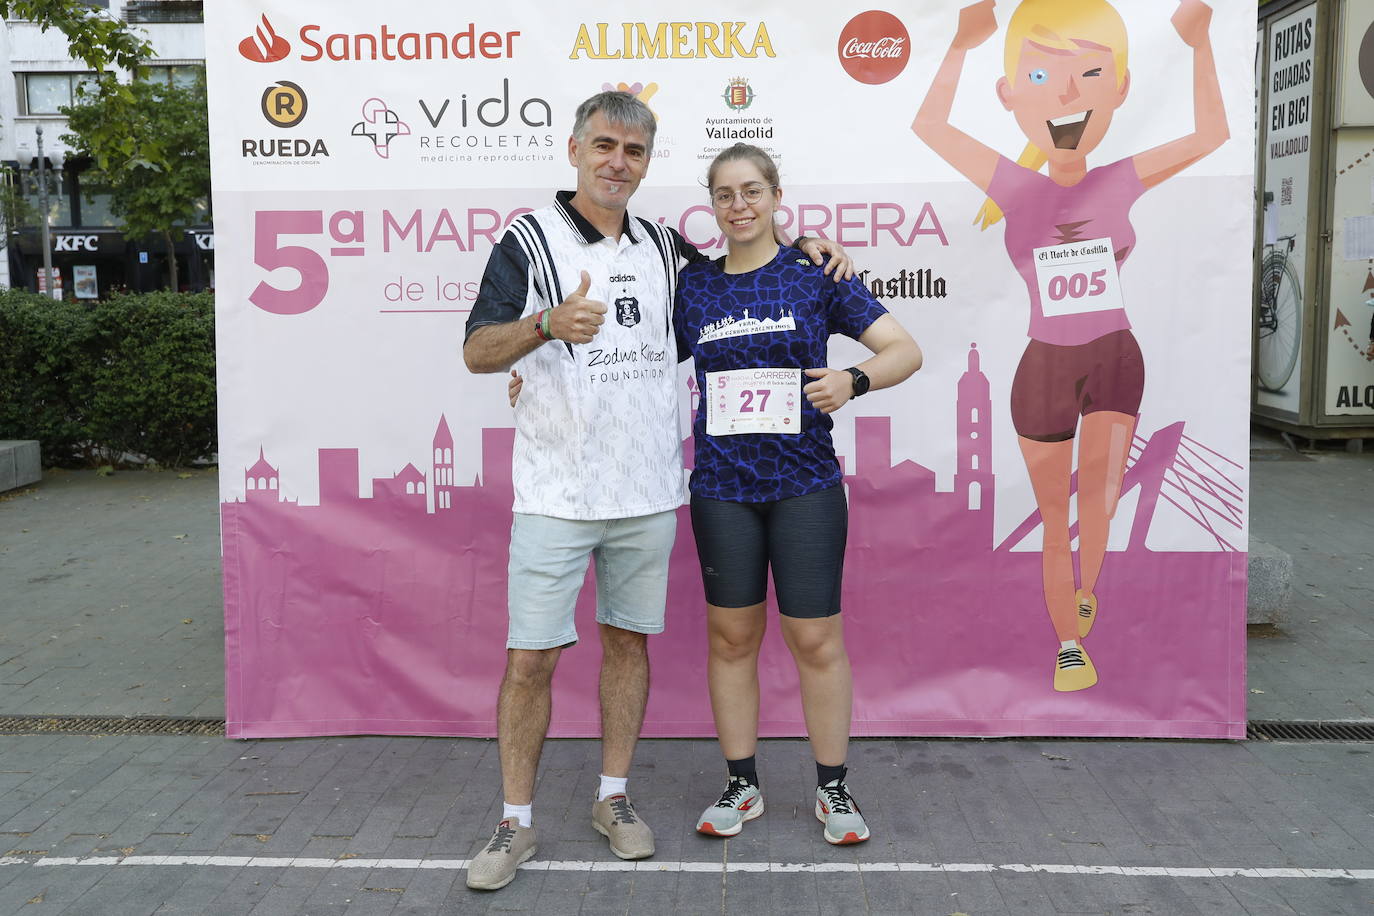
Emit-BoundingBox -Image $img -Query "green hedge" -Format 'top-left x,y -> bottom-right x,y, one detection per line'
0,289 -> 216,467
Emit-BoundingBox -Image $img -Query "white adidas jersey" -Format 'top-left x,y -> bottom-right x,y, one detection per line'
467,192 -> 692,520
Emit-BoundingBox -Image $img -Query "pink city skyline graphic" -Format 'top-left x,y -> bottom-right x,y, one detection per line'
221,345 -> 1247,741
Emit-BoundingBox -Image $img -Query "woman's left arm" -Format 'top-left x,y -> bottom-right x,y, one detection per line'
803,314 -> 923,414
1132,0 -> 1230,189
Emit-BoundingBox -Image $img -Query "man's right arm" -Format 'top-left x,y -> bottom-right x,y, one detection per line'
463,234 -> 608,374
463,236 -> 541,374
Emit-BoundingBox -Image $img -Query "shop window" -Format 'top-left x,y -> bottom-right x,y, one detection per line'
76,188 -> 119,228
19,72 -> 97,115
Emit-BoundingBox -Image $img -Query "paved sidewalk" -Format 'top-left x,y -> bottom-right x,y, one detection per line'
0,468 -> 222,718
0,437 -> 1371,914
0,734 -> 1372,914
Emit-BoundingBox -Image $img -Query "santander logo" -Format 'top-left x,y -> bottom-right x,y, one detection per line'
837,11 -> 910,85
239,15 -> 291,63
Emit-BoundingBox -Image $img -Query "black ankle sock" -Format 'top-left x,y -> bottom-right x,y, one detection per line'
726,755 -> 758,788
817,762 -> 847,787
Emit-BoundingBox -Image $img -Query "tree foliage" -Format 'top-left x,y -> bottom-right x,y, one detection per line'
0,0 -> 151,73
61,74 -> 210,289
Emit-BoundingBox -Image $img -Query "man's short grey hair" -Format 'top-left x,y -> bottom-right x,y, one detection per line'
571,91 -> 657,155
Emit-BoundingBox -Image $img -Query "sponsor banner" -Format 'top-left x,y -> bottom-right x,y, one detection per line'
209,1 -> 1255,738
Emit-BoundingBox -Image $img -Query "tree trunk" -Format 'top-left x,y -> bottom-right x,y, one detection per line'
163,228 -> 178,290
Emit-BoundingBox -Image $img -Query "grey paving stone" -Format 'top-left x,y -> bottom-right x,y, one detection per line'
670,871 -> 728,916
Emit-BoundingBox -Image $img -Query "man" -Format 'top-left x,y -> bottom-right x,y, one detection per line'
461,91 -> 848,891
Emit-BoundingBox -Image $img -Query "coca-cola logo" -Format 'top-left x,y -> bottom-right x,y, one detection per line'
843,36 -> 906,59
239,14 -> 291,63
837,11 -> 910,85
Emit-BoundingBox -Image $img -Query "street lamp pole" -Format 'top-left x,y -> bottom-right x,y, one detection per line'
35,124 -> 54,299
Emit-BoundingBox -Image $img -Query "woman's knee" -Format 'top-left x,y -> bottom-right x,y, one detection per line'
708,616 -> 765,663
783,619 -> 846,668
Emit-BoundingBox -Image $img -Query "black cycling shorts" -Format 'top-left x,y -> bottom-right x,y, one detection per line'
689,485 -> 846,618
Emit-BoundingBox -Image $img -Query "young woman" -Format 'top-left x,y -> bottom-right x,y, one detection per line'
677,144 -> 922,844
912,0 -> 1228,691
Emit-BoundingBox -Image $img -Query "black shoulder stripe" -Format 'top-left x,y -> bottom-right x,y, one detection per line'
509,215 -> 556,307
510,214 -> 573,358
637,217 -> 677,342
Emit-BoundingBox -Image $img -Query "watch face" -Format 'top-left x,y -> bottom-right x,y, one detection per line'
848,367 -> 870,396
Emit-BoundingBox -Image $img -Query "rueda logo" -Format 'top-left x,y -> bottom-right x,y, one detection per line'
240,15 -> 291,63
837,11 -> 909,85
352,98 -> 411,159
261,81 -> 307,128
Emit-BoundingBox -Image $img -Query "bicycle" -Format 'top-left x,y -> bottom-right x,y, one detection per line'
1256,233 -> 1302,393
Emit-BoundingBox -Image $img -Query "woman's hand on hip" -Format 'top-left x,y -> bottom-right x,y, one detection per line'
803,368 -> 854,414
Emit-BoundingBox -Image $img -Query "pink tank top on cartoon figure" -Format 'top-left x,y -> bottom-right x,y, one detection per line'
987,155 -> 1147,346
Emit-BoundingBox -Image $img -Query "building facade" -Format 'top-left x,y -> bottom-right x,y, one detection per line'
0,0 -> 208,297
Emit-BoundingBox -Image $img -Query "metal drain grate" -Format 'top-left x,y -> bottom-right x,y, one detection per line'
0,715 -> 224,737
1248,721 -> 1374,742
0,717 -> 1368,742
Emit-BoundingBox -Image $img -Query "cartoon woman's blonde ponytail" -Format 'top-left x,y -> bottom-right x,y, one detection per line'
976,142 -> 1048,229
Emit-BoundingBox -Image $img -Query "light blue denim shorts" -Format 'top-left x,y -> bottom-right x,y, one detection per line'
506,510 -> 678,650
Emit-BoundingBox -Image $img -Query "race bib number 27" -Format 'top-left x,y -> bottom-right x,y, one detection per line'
706,368 -> 801,436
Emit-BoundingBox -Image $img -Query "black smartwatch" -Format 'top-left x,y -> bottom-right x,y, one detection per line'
844,367 -> 870,398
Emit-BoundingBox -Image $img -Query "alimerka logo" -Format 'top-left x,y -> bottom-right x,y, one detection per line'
240,15 -> 291,63
571,22 -> 774,59
837,11 -> 910,85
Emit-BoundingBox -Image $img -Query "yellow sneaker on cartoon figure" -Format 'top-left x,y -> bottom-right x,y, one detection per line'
1053,642 -> 1098,692
1075,589 -> 1097,639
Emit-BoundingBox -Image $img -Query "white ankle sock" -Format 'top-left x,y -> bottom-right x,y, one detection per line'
597,774 -> 628,801
1060,640 -> 1078,651
502,802 -> 532,828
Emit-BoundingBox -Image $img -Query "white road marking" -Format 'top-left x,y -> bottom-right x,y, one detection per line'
0,855 -> 1369,879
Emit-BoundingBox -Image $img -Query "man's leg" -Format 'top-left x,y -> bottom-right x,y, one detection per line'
598,624 -> 648,779
498,647 -> 562,804
468,514 -> 589,891
587,509 -> 676,860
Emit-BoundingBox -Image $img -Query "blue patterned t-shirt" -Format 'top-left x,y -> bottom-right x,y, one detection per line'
674,245 -> 888,502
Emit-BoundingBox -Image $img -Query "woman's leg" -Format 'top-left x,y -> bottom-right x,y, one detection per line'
706,602 -> 767,760
1017,435 -> 1078,643
780,614 -> 851,767
766,486 -> 851,766
691,495 -> 770,763
1076,410 -> 1136,599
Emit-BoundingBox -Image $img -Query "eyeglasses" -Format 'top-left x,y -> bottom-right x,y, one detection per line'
711,185 -> 776,208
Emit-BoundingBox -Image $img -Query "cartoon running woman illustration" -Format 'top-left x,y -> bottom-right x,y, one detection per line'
913,0 -> 1228,691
